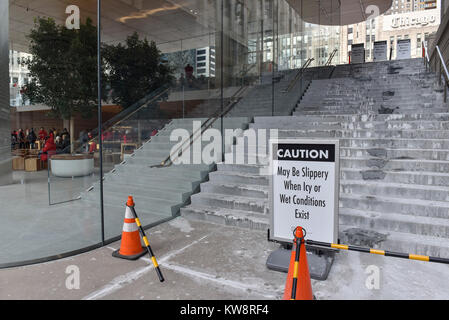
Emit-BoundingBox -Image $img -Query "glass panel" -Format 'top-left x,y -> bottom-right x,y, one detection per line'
4,1 -> 102,266
100,1 -> 222,240
2,0 -> 342,267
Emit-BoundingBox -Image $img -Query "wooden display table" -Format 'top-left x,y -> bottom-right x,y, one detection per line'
25,157 -> 45,172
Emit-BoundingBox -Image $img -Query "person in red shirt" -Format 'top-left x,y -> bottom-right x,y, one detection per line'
87,132 -> 97,153
39,133 -> 56,161
38,127 -> 47,141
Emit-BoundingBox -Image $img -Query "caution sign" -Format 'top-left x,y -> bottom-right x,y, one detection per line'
269,139 -> 340,244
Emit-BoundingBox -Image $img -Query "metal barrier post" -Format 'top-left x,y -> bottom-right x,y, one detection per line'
129,204 -> 165,282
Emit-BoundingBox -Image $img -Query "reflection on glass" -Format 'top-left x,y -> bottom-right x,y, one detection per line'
3,0 -> 343,267
4,0 -> 102,266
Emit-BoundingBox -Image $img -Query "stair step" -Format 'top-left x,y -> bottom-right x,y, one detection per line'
340,147 -> 449,161
341,168 -> 449,186
181,205 -> 268,231
340,193 -> 449,219
200,181 -> 268,199
341,179 -> 449,201
190,192 -> 268,213
339,207 -> 449,238
208,170 -> 268,186
341,157 -> 449,172
339,224 -> 449,258
82,188 -> 183,216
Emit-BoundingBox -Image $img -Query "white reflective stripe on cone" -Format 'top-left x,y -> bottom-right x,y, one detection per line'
125,206 -> 134,219
123,222 -> 139,233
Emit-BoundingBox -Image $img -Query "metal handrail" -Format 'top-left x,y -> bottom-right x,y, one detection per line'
75,85 -> 170,152
154,57 -> 317,168
103,87 -> 170,133
237,63 -> 257,79
325,49 -> 338,66
424,42 -> 449,103
436,45 -> 449,84
153,85 -> 249,168
238,63 -> 257,86
153,63 -> 261,168
422,41 -> 430,65
282,58 -> 314,93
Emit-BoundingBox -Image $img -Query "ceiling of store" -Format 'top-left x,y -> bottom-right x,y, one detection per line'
9,0 -> 392,53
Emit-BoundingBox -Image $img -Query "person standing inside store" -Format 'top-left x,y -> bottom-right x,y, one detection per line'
27,128 -> 37,149
39,132 -> 56,162
38,127 -> 47,142
185,64 -> 194,88
17,129 -> 26,149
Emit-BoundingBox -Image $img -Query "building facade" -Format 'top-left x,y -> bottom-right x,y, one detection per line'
340,3 -> 440,63
9,50 -> 31,107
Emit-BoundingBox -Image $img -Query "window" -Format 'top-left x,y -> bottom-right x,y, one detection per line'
197,49 -> 206,55
197,62 -> 206,67
197,56 -> 206,61
197,68 -> 206,74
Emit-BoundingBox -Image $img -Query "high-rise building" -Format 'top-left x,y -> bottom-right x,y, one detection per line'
9,50 -> 31,107
425,0 -> 438,9
196,47 -> 215,78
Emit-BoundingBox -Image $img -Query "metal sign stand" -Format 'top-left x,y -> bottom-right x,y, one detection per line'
267,139 -> 340,281
267,234 -> 336,281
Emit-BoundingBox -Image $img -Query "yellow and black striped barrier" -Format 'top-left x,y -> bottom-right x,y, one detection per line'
290,234 -> 303,300
306,239 -> 449,264
129,205 -> 165,282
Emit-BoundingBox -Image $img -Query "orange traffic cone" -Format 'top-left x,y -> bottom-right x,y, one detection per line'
112,196 -> 146,260
283,226 -> 313,300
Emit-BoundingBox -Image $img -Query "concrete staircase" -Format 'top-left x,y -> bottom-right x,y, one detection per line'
227,69 -> 309,117
79,117 -> 249,227
74,64 -> 331,232
181,58 -> 449,257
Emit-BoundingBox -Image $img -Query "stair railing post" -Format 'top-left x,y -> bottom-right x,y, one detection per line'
444,81 -> 447,103
182,84 -> 185,118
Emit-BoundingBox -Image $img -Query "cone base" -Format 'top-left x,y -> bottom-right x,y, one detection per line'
112,247 -> 146,260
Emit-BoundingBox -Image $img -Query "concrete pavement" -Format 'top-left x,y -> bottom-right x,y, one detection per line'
1,217 -> 449,300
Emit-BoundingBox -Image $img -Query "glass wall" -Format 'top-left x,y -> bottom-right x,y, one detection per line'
4,0 -> 102,267
1,0 -> 341,267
